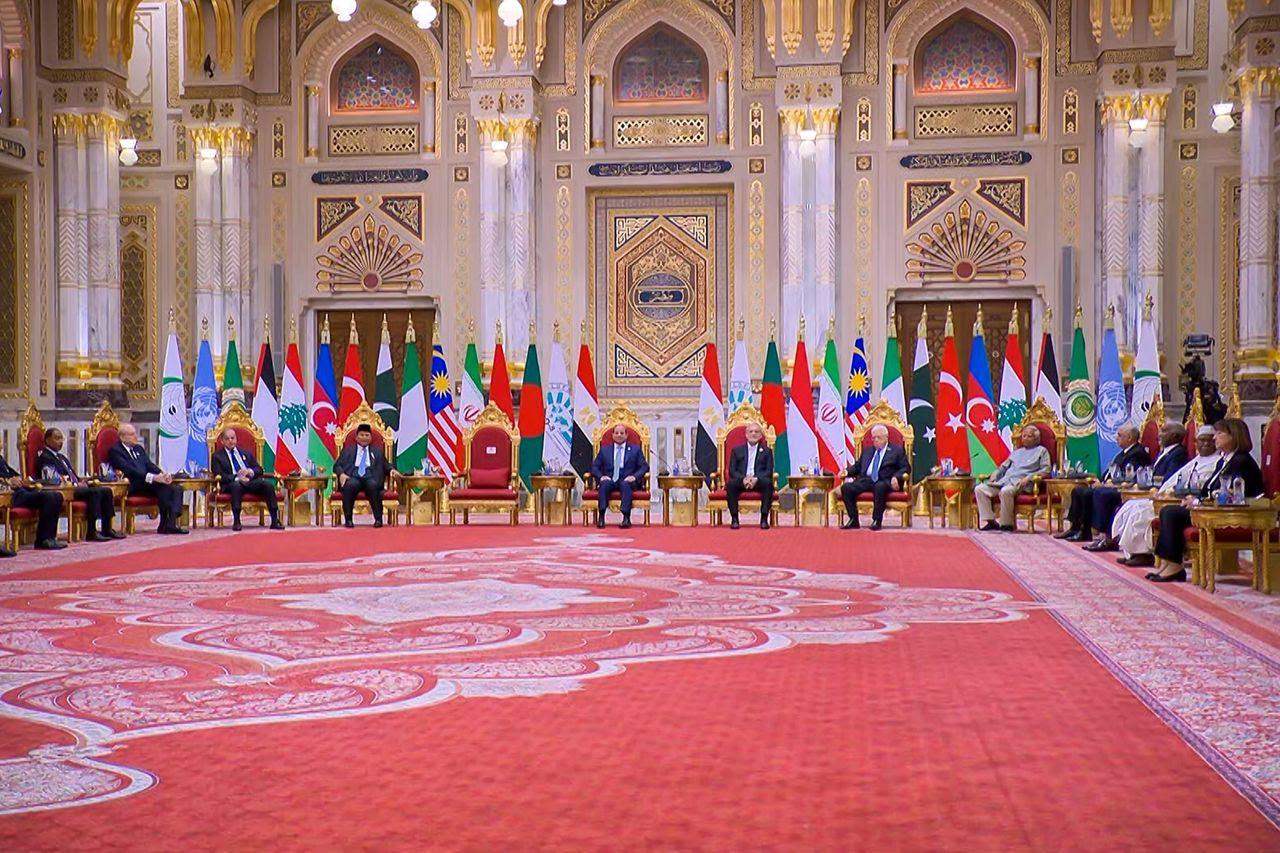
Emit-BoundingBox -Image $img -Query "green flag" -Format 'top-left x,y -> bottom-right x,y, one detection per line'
396,320 -> 428,474
459,340 -> 485,430
761,337 -> 789,489
1064,313 -> 1101,474
907,310 -> 936,475
517,341 -> 545,491
880,324 -> 906,421
221,325 -> 245,413
373,320 -> 399,431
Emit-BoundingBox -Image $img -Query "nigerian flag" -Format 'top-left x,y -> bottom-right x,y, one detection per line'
396,320 -> 428,474
1064,311 -> 1101,474
880,312 -> 906,420
373,320 -> 398,431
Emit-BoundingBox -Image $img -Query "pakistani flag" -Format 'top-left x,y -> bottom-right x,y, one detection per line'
251,336 -> 278,473
997,310 -> 1028,451
1131,301 -> 1161,427
373,320 -> 398,431
907,310 -> 937,476
187,334 -> 218,473
543,335 -> 573,473
728,332 -> 752,413
396,319 -> 429,474
761,336 -> 789,489
1096,316 -> 1127,470
459,339 -> 485,431
815,332 -> 844,474
158,324 -> 188,473
880,312 -> 906,420
517,341 -> 545,490
221,326 -> 245,413
1064,312 -> 1100,474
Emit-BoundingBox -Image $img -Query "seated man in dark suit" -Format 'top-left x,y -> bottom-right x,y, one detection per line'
1056,425 -> 1150,546
1086,422 -> 1189,552
725,422 -> 774,530
0,455 -> 65,553
210,428 -> 283,531
591,424 -> 648,529
107,423 -> 187,534
334,424 -> 390,528
839,424 -> 910,531
39,427 -> 124,541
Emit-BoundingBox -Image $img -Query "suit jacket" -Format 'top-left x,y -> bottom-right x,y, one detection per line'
36,447 -> 84,484
1102,443 -> 1152,482
728,442 -> 774,483
845,444 -> 910,485
1151,444 -> 1189,482
333,443 -> 390,484
107,441 -> 162,491
210,446 -> 266,490
1200,451 -> 1265,498
591,442 -> 648,485
0,456 -> 20,481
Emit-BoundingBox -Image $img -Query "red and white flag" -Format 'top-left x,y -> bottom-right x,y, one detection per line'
695,343 -> 724,481
338,316 -> 366,426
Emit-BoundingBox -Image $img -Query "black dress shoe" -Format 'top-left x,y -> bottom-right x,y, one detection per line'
999,524 -> 1016,532
232,520 -> 243,531
1053,528 -> 1080,540
0,547 -> 14,558
270,521 -> 285,531
759,519 -> 770,530
595,518 -> 605,529
619,518 -> 632,529
35,539 -> 67,550
1081,538 -> 1109,551
1149,569 -> 1187,583
343,520 -> 355,529
840,520 -> 859,530
980,520 -> 1000,531
171,526 -> 189,535
730,519 -> 740,529
86,531 -> 107,542
1120,554 -> 1155,568
105,530 -> 126,540
869,523 -> 882,531
1144,571 -> 1160,580
1061,531 -> 1088,542
373,519 -> 383,529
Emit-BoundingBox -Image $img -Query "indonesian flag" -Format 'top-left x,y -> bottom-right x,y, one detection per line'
338,318 -> 366,426
786,334 -> 820,476
276,336 -> 308,476
695,342 -> 724,483
570,341 -> 600,480
935,313 -> 968,472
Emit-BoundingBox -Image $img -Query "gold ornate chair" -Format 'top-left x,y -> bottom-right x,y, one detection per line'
706,403 -> 779,526
834,400 -> 915,527
581,405 -> 652,526
87,401 -> 161,534
7,402 -> 46,545
448,403 -> 520,524
206,404 -> 283,528
1008,396 -> 1068,533
328,401 -> 401,525
1138,397 -> 1166,461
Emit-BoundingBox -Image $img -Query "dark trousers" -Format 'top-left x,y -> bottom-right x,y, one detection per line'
1065,485 -> 1096,535
726,477 -> 774,521
340,475 -> 384,522
598,478 -> 634,518
131,481 -> 184,528
841,477 -> 890,525
222,478 -> 279,522
1090,486 -> 1123,537
13,488 -> 63,542
1154,505 -> 1193,563
73,485 -> 116,530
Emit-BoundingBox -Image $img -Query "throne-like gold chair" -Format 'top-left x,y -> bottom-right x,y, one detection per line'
580,405 -> 652,526
448,403 -> 521,524
835,400 -> 915,527
328,402 -> 401,525
207,404 -> 284,528
706,403 -> 780,526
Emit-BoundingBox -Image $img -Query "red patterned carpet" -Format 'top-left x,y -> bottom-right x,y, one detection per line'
0,524 -> 1277,850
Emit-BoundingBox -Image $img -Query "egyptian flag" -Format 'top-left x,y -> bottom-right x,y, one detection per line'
571,339 -> 600,480
935,307 -> 968,472
696,342 -> 724,484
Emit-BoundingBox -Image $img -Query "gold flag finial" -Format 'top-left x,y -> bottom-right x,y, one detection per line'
857,311 -> 867,336
1008,306 -> 1020,335
349,314 -> 359,345
1189,386 -> 1205,424
168,307 -> 177,333
468,318 -> 476,342
380,313 -> 391,344
321,314 -> 331,344
769,317 -> 777,341
227,314 -> 237,341
973,303 -> 985,336
826,314 -> 837,340
200,316 -> 210,340
1044,306 -> 1053,327
262,314 -> 270,345
917,304 -> 929,336
1227,385 -> 1242,417
798,315 -> 806,342
529,320 -> 537,344
736,318 -> 745,341
495,320 -> 504,346
1073,302 -> 1084,329
289,316 -> 298,344
405,315 -> 417,344
1142,291 -> 1154,321
1104,303 -> 1116,329
553,320 -> 561,342
580,319 -> 588,341
944,304 -> 955,337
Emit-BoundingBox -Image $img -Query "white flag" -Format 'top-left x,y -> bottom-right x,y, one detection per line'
728,337 -> 752,414
543,338 -> 573,471
1131,310 -> 1161,426
158,331 -> 187,472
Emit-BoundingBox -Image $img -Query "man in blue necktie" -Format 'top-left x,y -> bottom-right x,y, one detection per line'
590,424 -> 648,529
334,424 -> 390,528
211,428 -> 283,531
839,424 -> 910,530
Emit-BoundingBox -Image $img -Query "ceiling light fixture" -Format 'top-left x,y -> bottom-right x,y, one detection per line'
497,0 -> 523,27
119,137 -> 138,166
411,0 -> 437,28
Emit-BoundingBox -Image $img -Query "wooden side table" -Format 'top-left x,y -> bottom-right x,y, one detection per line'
172,477 -> 215,528
1118,487 -> 1156,503
531,473 -> 577,525
789,473 -> 835,527
1042,478 -> 1091,533
399,473 -> 449,525
99,480 -> 129,532
283,474 -> 331,527
1189,503 -> 1278,593
658,474 -> 704,526
0,488 -> 11,551
924,475 -> 975,529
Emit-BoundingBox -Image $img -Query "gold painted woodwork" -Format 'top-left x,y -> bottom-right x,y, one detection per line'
1149,0 -> 1172,37
508,0 -> 528,65
841,0 -> 857,57
782,0 -> 802,54
243,0 -> 281,76
77,0 -> 96,57
0,180 -> 28,397
179,0 -> 203,70
1218,174 -> 1241,385
477,0 -> 496,68
1110,0 -> 1133,37
451,403 -> 521,524
817,0 -> 836,52
533,0 -> 555,66
761,0 -> 776,58
1089,0 -> 1102,41
446,0 -> 473,64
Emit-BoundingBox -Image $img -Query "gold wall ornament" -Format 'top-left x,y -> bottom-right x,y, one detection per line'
1177,165 -> 1197,345
748,179 -> 766,368
242,0 -> 281,75
455,113 -> 468,154
0,180 -> 28,395
1181,84 -> 1197,130
841,0 -> 858,57
328,124 -> 420,157
613,114 -> 709,147
914,103 -> 1017,139
782,0 -> 803,54
1063,88 -> 1078,134
1099,94 -> 1134,123
507,3 -> 528,66
555,108 -> 570,151
476,0 -> 496,67
1060,170 -> 1079,253
1148,0 -> 1172,37
748,101 -> 765,146
855,177 -> 873,323
453,187 -> 471,360
1089,0 -> 1102,41
1217,175 -> 1241,384
904,180 -> 955,230
817,0 -> 836,53
761,0 -> 776,58
856,96 -> 871,141
1111,0 -> 1133,37
555,185 -> 572,333
905,200 -> 1027,283
315,215 -> 424,293
77,0 -> 97,58
1136,92 -> 1168,122
118,203 -> 158,399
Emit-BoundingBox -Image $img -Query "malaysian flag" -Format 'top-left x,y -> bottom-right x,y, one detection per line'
844,336 -> 872,464
427,343 -> 461,479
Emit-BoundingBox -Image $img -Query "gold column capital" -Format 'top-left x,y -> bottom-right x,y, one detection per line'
1099,94 -> 1134,123
778,107 -> 806,134
812,106 -> 841,133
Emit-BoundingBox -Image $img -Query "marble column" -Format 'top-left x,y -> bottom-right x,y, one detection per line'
192,127 -> 226,354
476,118 -> 508,356
892,63 -> 908,141
1235,66 -> 1279,382
422,80 -> 436,155
714,70 -> 728,145
304,84 -> 321,160
589,76 -> 605,150
85,114 -> 123,385
778,108 -> 804,354
1098,95 -> 1132,351
1135,93 -> 1168,343
6,48 -> 23,128
1023,56 -> 1040,135
219,127 -> 255,359
812,107 -> 839,341
53,115 -> 89,384
505,118 -> 537,355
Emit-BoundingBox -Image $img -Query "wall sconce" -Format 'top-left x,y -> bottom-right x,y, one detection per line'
498,0 -> 523,27
119,137 -> 138,166
331,0 -> 356,22
1211,101 -> 1234,133
411,0 -> 437,28
797,81 -> 818,158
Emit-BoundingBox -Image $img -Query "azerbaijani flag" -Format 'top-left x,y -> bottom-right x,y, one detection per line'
964,311 -> 1008,476
762,334 -> 789,489
308,319 -> 339,474
517,340 -> 544,490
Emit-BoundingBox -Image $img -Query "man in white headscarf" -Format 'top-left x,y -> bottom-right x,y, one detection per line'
1113,425 -> 1222,568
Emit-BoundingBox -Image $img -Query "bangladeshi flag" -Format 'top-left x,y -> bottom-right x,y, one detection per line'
935,309 -> 968,472
761,336 -> 789,489
517,341 -> 544,491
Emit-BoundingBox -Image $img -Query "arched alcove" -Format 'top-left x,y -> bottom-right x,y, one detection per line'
331,37 -> 420,114
612,23 -> 708,105
913,12 -> 1015,96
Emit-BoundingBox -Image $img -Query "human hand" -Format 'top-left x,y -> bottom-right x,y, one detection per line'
891,477 -> 900,490
338,473 -> 349,488
5,475 -> 21,488
624,475 -> 636,484
744,476 -> 757,488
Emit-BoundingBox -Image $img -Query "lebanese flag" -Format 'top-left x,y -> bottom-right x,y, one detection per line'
276,336 -> 308,476
490,339 -> 515,426
786,336 -> 820,476
570,341 -> 599,480
695,343 -> 724,484
338,319 -> 366,426
935,314 -> 968,471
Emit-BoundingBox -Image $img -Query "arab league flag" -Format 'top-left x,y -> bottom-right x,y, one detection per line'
936,310 -> 968,472
396,320 -> 429,474
338,318 -> 366,427
277,333 -> 309,476
373,320 -> 398,432
517,341 -> 544,491
1035,317 -> 1063,419
997,310 -> 1028,452
786,334 -> 820,476
187,334 -> 218,473
459,339 -> 485,431
1131,302 -> 1161,427
571,341 -> 600,480
696,342 -> 724,484
762,336 -> 789,488
964,313 -> 1008,477
1096,315 -> 1127,470
907,310 -> 937,476
844,338 -> 871,464
815,332 -> 844,474
728,333 -> 752,414
308,325 -> 339,474
543,335 -> 573,473
1064,313 -> 1100,474
251,336 -> 278,473
158,325 -> 188,473
221,328 -> 245,413
880,314 -> 906,420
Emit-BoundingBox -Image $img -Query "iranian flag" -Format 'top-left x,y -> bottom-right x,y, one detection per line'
221,324 -> 245,413
158,322 -> 187,473
964,312 -> 1008,476
308,319 -> 339,474
373,318 -> 398,432
879,312 -> 906,420
517,340 -> 544,491
396,319 -> 429,474
276,330 -> 309,476
459,338 -> 485,431
815,331 -> 844,474
1131,298 -> 1161,426
251,335 -> 278,473
338,316 -> 366,426
786,333 -> 820,476
1035,311 -> 1063,419
761,335 -> 789,488
997,310 -> 1028,451
907,310 -> 937,476
935,308 -> 968,471
571,340 -> 600,480
490,336 -> 515,426
695,342 -> 724,484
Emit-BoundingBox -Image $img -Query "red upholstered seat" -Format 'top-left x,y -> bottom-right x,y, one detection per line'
327,489 -> 399,501
850,490 -> 912,503
92,426 -> 118,476
9,507 -> 36,520
1139,419 -> 1162,461
707,488 -> 765,502
1025,423 -> 1058,464
449,487 -> 519,500
125,495 -> 159,507
1262,416 -> 1280,498
582,489 -> 652,501
1185,526 -> 1279,544
23,423 -> 44,479
216,490 -> 287,504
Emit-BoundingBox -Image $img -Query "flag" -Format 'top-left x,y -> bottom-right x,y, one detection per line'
396,319 -> 429,474
571,338 -> 600,480
1131,297 -> 1161,427
815,330 -> 844,473
517,339 -> 544,491
308,317 -> 339,474
338,316 -> 366,426
1035,310 -> 1062,419
490,333 -> 515,425
426,343 -> 461,478
786,329 -> 820,476
1064,308 -> 1100,474
187,332 -> 217,474
277,327 -> 309,476
997,310 -> 1028,453
251,334 -> 278,474
964,309 -> 1008,477
459,338 -> 485,431
1096,309 -> 1127,470
543,333 -> 573,473
762,334 -> 789,488
158,320 -> 187,473
373,317 -> 398,432
935,308 -> 968,471
844,337 -> 872,464
696,342 -> 724,483
221,321 -> 245,413
907,309 -> 937,476
880,311 -> 906,420
728,327 -> 752,413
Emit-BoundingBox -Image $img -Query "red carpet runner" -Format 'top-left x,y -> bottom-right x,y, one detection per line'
0,526 -> 1276,849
